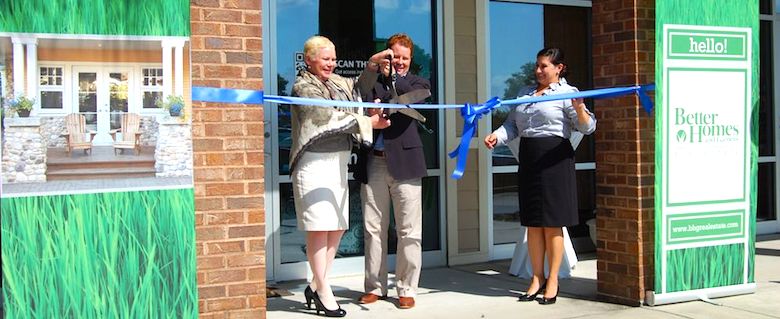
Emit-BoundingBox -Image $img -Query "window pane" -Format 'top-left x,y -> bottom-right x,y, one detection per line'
40,91 -> 62,109
493,172 -> 521,245
489,2 -> 593,166
758,163 -> 776,221
143,91 -> 163,108
280,181 -> 368,263
142,68 -> 164,88
761,0 -> 771,14
78,73 -> 97,126
275,0 -> 439,173
109,72 -> 129,113
572,169 -> 596,246
40,67 -> 63,87
759,20 -> 775,156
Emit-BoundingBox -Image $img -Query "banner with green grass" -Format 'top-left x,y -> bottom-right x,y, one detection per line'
1,189 -> 197,317
651,0 -> 758,305
0,0 -> 189,36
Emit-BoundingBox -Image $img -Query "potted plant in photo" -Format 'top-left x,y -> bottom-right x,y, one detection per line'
156,95 -> 185,117
8,95 -> 35,118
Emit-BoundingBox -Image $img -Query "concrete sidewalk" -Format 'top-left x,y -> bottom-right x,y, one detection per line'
267,234 -> 780,318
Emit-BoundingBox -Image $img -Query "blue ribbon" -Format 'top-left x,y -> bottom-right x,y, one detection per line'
446,84 -> 655,179
192,84 -> 655,179
192,87 -> 265,104
501,84 -> 656,113
191,86 -> 462,109
447,97 -> 501,179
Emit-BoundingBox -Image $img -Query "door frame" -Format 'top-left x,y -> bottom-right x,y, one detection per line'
263,0 -> 448,282
481,0 -> 595,261
71,65 -> 135,146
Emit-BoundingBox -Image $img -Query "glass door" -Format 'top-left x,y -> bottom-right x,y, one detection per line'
265,0 -> 444,281
73,67 -> 132,145
108,71 -> 130,143
487,1 -> 595,260
758,1 -> 780,234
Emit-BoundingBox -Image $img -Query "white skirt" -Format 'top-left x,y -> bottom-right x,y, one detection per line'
291,150 -> 351,231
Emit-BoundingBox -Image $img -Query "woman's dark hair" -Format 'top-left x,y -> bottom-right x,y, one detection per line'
537,47 -> 567,78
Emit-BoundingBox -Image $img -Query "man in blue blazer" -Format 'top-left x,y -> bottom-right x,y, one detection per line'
354,33 -> 429,310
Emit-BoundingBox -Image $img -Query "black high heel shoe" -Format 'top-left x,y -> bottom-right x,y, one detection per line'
538,285 -> 558,305
304,286 -> 315,309
518,282 -> 546,302
312,292 -> 347,317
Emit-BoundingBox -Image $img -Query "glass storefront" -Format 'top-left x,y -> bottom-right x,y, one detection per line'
487,1 -> 594,252
759,4 -> 779,224
268,0 -> 443,279
266,0 -> 780,281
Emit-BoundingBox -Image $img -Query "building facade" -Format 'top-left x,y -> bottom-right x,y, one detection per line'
2,0 -> 775,317
189,0 -> 780,316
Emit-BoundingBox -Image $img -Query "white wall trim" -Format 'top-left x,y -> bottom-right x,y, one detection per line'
476,0 -> 492,261
160,43 -> 173,101
12,40 -> 24,97
26,41 -> 39,115
443,0 -> 460,265
174,45 -> 184,97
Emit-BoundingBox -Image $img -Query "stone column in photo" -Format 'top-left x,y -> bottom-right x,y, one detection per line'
2,117 -> 47,183
155,116 -> 193,177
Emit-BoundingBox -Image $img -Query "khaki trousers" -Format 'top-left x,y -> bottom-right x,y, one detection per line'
361,156 -> 422,298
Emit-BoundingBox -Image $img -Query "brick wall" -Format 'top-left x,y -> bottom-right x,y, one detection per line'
592,0 -> 655,306
191,0 -> 265,318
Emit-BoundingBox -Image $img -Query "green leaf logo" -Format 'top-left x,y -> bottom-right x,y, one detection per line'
676,129 -> 687,142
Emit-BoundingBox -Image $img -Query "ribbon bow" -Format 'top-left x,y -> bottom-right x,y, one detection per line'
448,96 -> 502,179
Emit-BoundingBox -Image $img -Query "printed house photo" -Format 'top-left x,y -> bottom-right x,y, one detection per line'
0,0 -> 193,193
1,1 -> 198,318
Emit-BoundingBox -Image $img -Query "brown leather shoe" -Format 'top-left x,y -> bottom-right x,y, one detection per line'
398,296 -> 415,309
359,293 -> 383,304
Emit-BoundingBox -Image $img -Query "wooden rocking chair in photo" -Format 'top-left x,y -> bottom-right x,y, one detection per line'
110,113 -> 143,155
63,113 -> 96,156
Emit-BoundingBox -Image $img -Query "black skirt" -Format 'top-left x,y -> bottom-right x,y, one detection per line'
517,136 -> 578,227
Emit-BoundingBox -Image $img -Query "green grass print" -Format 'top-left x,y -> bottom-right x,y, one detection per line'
666,244 -> 744,293
0,0 -> 190,36
1,189 -> 197,318
655,0 -> 758,291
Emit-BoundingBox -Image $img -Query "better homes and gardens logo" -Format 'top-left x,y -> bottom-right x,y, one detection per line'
674,107 -> 739,143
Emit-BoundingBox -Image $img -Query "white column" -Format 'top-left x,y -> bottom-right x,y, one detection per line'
161,41 -> 173,99
25,39 -> 39,109
173,40 -> 185,97
11,38 -> 25,97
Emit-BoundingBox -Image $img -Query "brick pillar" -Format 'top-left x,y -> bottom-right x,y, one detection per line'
592,0 -> 655,306
191,0 -> 265,318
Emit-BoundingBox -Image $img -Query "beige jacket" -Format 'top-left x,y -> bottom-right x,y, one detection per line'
289,68 -> 378,173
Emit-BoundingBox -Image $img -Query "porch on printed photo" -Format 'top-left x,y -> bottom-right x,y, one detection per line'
0,34 -> 193,189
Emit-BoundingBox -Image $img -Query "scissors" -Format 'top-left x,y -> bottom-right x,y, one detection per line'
383,54 -> 430,123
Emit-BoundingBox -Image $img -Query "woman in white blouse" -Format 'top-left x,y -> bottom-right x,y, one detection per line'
484,47 -> 596,305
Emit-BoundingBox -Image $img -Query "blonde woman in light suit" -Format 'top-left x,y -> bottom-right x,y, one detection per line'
290,35 -> 394,317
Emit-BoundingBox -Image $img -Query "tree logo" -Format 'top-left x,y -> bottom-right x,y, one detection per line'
676,129 -> 687,142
